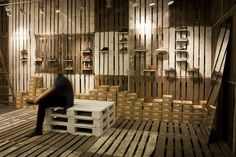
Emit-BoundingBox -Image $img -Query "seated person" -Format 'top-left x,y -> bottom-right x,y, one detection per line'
25,62 -> 74,137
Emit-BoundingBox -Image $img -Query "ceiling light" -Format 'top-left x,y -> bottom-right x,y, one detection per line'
106,0 -> 112,8
168,0 -> 174,6
131,0 -> 138,7
149,0 -> 155,6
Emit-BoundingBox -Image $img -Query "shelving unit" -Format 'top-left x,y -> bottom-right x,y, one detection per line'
63,57 -> 74,72
165,68 -> 176,78
134,48 -> 146,53
81,48 -> 93,73
20,49 -> 28,62
118,30 -> 128,53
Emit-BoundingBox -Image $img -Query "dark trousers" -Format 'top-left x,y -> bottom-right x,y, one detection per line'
35,94 -> 66,131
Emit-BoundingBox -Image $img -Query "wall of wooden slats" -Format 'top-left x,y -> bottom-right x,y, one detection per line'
7,0 -> 214,103
0,1 -> 9,104
8,0 -> 95,94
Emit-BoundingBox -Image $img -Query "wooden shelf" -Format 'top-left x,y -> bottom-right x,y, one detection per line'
156,48 -> 168,54
175,28 -> 187,32
134,48 -> 146,52
175,38 -> 188,42
82,48 -> 92,53
21,58 -> 28,62
144,69 -> 155,72
81,59 -> 92,62
82,68 -> 92,71
175,49 -> 188,52
165,68 -> 176,73
48,59 -> 57,62
64,59 -> 73,62
118,38 -> 128,44
176,58 -> 188,62
35,58 -> 43,62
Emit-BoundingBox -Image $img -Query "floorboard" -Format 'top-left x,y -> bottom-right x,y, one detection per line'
0,109 -> 234,157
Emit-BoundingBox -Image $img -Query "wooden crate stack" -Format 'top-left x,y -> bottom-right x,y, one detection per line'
193,101 -> 205,124
133,98 -> 144,120
204,103 -> 216,130
89,89 -> 98,100
116,91 -> 127,117
124,93 -> 137,119
182,100 -> 193,123
143,102 -> 153,121
172,100 -> 183,123
16,77 -> 43,109
152,99 -> 163,122
162,95 -> 173,122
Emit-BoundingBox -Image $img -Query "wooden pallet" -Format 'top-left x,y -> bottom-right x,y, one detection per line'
0,109 -> 234,157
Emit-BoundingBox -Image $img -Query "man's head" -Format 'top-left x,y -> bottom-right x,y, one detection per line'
52,62 -> 62,74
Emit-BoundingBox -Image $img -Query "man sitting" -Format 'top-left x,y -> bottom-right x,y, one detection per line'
25,62 -> 74,137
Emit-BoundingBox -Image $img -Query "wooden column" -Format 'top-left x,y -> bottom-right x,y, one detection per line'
233,9 -> 236,156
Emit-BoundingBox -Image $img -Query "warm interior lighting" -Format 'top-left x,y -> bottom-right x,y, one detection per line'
106,0 -> 112,8
149,0 -> 155,6
168,0 -> 174,6
131,0 -> 138,7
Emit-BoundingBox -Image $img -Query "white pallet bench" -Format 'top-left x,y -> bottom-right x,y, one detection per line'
44,99 -> 116,136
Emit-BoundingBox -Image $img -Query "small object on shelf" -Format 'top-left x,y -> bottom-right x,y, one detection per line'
187,68 -> 199,73
64,66 -> 73,71
82,56 -> 92,62
156,48 -> 168,54
20,49 -> 28,54
82,47 -> 92,53
100,47 -> 109,52
134,47 -> 146,52
118,38 -> 128,43
175,26 -> 187,32
118,47 -> 128,52
176,38 -> 188,42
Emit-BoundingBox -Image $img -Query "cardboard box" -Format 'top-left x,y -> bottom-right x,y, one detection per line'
109,85 -> 120,92
143,103 -> 153,110
98,85 -> 109,91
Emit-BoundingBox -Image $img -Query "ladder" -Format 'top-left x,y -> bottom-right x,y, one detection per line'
0,49 -> 15,104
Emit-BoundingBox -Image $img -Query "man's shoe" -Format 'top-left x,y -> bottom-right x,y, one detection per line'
25,130 -> 43,137
25,99 -> 34,105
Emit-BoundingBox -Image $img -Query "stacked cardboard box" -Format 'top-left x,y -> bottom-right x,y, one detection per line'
109,85 -> 120,92
182,101 -> 193,123
152,99 -> 162,122
98,85 -> 109,92
107,91 -> 117,102
143,103 -> 153,120
28,77 -> 43,96
172,100 -> 183,123
89,89 -> 98,100
16,91 -> 28,108
78,93 -> 89,99
162,95 -> 173,122
204,104 -> 216,130
97,91 -> 107,101
116,91 -> 127,117
193,104 -> 205,124
133,98 -> 144,120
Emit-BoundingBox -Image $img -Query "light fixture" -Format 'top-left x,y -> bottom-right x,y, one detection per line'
149,0 -> 155,6
168,0 -> 174,6
39,1 -> 45,14
131,0 -> 138,7
5,6 -> 12,16
79,0 -> 84,10
106,0 -> 112,8
19,8 -> 25,14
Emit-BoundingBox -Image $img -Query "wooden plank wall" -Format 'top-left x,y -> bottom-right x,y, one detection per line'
8,0 -> 95,94
0,1 -> 9,104
127,0 -> 212,103
7,0 -> 215,103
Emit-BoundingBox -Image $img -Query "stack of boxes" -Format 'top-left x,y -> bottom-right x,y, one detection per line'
133,98 -> 144,120
116,91 -> 127,117
143,102 -> 153,120
152,99 -> 163,121
124,93 -> 137,119
172,100 -> 183,123
204,104 -> 216,130
88,89 -> 98,100
193,102 -> 205,124
182,101 -> 193,123
162,95 -> 173,122
16,76 -> 43,109
97,85 -> 109,101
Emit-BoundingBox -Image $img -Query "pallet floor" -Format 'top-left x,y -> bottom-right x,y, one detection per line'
0,109 -> 234,157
